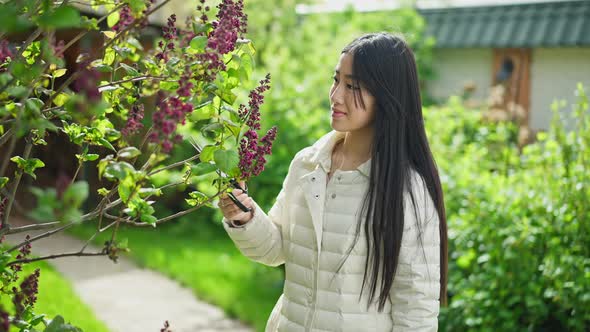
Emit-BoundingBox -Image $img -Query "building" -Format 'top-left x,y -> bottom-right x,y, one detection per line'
297,0 -> 590,132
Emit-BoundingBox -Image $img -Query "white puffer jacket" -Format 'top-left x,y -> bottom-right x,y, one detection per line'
223,130 -> 441,331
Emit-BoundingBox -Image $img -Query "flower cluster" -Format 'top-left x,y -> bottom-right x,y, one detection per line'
0,40 -> 12,72
12,268 -> 40,318
112,5 -> 135,33
55,172 -> 71,200
155,14 -> 177,62
0,307 -> 8,332
237,74 -> 277,178
122,103 -> 145,137
207,0 -> 247,55
149,87 -> 194,153
238,73 -> 271,130
72,64 -> 101,102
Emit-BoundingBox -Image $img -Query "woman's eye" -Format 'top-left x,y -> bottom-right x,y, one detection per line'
347,84 -> 360,90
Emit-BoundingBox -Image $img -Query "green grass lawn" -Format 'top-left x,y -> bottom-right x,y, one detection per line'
67,213 -> 283,332
0,255 -> 110,332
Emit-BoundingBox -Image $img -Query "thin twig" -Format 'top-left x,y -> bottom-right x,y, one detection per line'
2,138 -> 33,226
5,222 -> 61,235
125,186 -> 229,227
0,128 -> 13,147
97,75 -> 167,90
7,251 -> 107,266
147,155 -> 200,176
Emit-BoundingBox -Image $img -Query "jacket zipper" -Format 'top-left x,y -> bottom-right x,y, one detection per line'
306,173 -> 332,331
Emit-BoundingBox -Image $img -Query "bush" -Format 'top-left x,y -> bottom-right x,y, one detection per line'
428,84 -> 590,331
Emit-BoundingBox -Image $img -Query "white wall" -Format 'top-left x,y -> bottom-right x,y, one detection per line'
530,48 -> 590,131
427,48 -> 493,103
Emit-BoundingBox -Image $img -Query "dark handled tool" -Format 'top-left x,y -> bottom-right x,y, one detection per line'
188,137 -> 253,213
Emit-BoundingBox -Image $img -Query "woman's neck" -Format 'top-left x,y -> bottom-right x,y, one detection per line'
338,129 -> 373,164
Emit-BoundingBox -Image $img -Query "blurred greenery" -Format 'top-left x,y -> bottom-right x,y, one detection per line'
0,252 -> 110,332
67,216 -> 282,332
58,1 -> 589,331
428,84 -> 589,331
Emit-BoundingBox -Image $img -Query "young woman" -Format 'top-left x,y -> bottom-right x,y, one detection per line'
218,32 -> 448,332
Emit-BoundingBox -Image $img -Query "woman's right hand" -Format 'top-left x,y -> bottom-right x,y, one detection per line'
218,182 -> 255,225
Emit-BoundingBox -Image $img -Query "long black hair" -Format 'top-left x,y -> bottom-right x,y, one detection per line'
334,32 -> 448,311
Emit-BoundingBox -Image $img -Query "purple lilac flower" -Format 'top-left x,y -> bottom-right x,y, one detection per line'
238,73 -> 271,131
72,64 -> 101,102
207,0 -> 247,55
237,74 -> 277,178
150,79 -> 194,153
155,14 -> 177,62
112,5 -> 135,33
0,40 -> 13,72
13,268 -> 40,318
122,103 -> 145,137
0,306 -> 9,332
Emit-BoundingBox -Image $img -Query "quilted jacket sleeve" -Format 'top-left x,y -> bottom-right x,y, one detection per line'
221,150 -> 302,267
390,174 -> 441,331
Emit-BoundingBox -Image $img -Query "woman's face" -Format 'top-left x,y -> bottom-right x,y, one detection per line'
329,52 -> 376,132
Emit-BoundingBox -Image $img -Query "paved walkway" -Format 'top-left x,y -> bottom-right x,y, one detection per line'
5,216 -> 253,332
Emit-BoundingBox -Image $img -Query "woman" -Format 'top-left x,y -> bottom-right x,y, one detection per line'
217,32 -> 448,331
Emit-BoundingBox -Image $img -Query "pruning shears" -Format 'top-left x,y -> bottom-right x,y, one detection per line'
188,137 -> 252,213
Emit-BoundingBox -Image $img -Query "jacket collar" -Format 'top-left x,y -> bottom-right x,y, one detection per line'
300,130 -> 371,178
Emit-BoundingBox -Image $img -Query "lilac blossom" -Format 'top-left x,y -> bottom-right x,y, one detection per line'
237,74 -> 277,178
155,14 -> 177,62
149,76 -> 194,153
122,103 -> 145,137
0,40 -> 12,72
112,5 -> 135,33
207,0 -> 247,55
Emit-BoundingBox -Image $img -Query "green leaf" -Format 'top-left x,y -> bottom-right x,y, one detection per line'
63,181 -> 89,208
190,36 -> 208,52
10,156 -> 45,179
53,68 -> 67,78
103,31 -> 116,39
140,214 -> 157,224
214,149 -> 240,173
138,187 -> 162,198
117,147 -> 141,159
97,187 -> 110,196
118,176 -> 136,203
190,103 -> 215,122
103,161 -> 135,180
44,314 -> 82,332
199,145 -> 218,163
119,63 -> 139,76
53,93 -> 70,107
186,191 -> 208,207
0,177 -> 8,188
98,138 -> 116,151
107,11 -> 120,28
191,162 -> 217,175
25,98 -> 44,114
38,6 -> 82,29
103,48 -> 116,66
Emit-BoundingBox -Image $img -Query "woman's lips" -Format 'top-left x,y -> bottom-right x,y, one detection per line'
331,109 -> 346,118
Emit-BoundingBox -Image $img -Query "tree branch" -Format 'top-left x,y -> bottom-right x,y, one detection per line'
7,251 -> 107,266
5,221 -> 61,235
147,154 -> 200,176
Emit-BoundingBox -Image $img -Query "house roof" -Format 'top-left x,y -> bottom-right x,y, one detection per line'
419,0 -> 590,48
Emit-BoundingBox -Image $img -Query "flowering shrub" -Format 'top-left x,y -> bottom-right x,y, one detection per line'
0,0 -> 276,330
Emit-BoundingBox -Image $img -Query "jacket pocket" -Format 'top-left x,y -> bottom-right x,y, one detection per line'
265,293 -> 285,332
